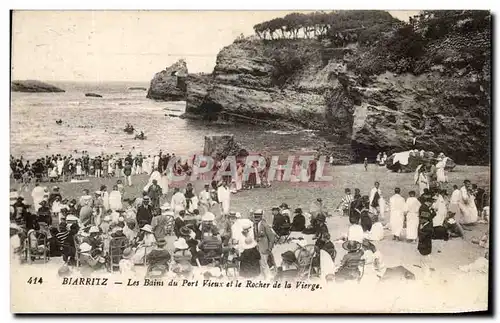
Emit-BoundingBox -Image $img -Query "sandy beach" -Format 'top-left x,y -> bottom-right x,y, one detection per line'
10,163 -> 490,312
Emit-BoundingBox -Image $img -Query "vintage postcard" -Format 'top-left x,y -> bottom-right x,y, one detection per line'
10,10 -> 491,313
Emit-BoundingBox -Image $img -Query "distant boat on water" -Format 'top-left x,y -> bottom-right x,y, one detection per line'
85,92 -> 103,98
128,87 -> 147,91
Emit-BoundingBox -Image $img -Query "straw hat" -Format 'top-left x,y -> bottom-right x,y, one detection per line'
89,226 -> 100,234
174,238 -> 189,250
141,224 -> 153,233
342,240 -> 361,252
66,215 -> 79,222
253,209 -> 263,215
79,242 -> 92,253
202,212 -> 215,222
122,248 -> 134,259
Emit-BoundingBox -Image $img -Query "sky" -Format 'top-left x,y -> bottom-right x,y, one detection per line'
11,10 -> 419,82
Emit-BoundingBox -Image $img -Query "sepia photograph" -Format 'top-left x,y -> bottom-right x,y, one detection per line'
9,9 -> 491,313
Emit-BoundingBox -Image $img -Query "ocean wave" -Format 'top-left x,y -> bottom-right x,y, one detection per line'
265,130 -> 299,135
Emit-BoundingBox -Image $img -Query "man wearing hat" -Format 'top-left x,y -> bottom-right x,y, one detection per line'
291,208 -> 306,232
37,200 -> 52,225
137,196 -> 153,227
253,209 -> 276,279
272,207 -> 290,236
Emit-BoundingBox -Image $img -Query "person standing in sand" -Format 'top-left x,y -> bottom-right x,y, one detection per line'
414,165 -> 429,196
217,181 -> 231,216
369,182 -> 384,219
389,187 -> 406,241
404,191 -> 421,243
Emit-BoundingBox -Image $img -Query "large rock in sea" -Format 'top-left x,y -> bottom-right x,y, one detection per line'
147,59 -> 188,101
11,80 -> 65,93
203,135 -> 248,159
152,12 -> 491,165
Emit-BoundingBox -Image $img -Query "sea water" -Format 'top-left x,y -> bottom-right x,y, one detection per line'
10,81 -> 320,160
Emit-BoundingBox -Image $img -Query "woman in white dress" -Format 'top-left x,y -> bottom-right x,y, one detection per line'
414,165 -> 429,195
132,224 -> 157,265
108,185 -> 123,211
57,158 -> 64,178
435,157 -> 448,183
457,181 -> 478,224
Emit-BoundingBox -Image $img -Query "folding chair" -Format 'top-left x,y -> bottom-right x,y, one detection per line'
275,223 -> 292,244
109,236 -> 129,272
25,230 -> 50,264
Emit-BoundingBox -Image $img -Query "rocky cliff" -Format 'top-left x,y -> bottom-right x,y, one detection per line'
151,11 -> 491,165
11,80 -> 65,93
147,59 -> 188,101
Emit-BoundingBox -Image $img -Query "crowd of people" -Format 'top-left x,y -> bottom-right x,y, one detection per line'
9,149 -> 490,282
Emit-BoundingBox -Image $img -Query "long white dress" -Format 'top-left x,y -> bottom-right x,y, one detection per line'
404,197 -> 421,240
436,158 -> 447,183
132,233 -> 156,264
217,186 -> 231,215
170,192 -> 186,214
416,172 -> 429,196
389,194 -> 406,237
102,191 -> 110,211
31,186 -> 45,210
57,160 -> 64,176
457,186 -> 478,224
108,190 -> 123,211
432,195 -> 447,227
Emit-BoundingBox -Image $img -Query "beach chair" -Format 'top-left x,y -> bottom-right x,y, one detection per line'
275,222 -> 292,244
199,235 -> 223,268
295,244 -> 317,279
222,246 -> 239,277
165,215 -> 175,236
108,237 -> 129,272
24,230 -> 49,264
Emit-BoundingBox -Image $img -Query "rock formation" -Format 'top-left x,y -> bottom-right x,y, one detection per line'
11,80 -> 65,93
203,135 -> 248,159
147,59 -> 188,101
150,11 -> 491,165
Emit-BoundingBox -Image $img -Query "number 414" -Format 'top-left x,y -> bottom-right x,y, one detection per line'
27,277 -> 43,284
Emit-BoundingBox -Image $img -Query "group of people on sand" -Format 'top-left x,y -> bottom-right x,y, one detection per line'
10,148 -> 490,282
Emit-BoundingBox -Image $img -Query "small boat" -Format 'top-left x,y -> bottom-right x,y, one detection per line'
134,134 -> 147,140
56,119 -> 63,125
85,92 -> 103,98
